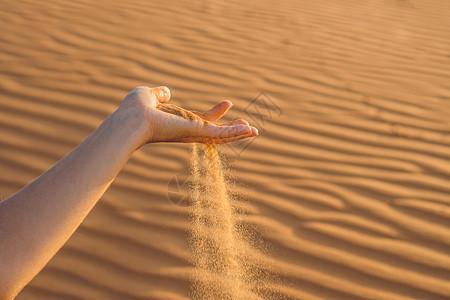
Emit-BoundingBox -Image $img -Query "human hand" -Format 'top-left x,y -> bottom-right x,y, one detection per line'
119,86 -> 258,146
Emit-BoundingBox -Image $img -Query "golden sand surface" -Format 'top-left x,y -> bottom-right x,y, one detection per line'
1,0 -> 450,299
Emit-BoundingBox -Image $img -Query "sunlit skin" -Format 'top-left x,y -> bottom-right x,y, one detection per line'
0,86 -> 258,299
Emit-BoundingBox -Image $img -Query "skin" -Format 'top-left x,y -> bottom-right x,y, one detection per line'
0,86 -> 258,299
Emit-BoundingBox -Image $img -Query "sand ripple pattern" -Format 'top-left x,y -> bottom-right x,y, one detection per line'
1,0 -> 449,299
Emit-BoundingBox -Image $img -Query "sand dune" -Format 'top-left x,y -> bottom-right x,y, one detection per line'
1,0 -> 450,299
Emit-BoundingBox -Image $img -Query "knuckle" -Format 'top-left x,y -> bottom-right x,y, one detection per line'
130,86 -> 150,96
135,86 -> 150,92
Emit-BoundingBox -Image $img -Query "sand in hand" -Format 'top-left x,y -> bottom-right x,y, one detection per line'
157,103 -> 210,125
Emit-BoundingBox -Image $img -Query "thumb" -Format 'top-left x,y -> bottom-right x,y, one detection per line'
150,86 -> 171,105
123,86 -> 171,107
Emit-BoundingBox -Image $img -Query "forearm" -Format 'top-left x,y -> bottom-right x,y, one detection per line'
0,106 -> 146,298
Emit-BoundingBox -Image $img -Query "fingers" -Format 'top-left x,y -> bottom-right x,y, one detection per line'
150,86 -> 171,104
177,125 -> 258,144
204,123 -> 252,139
222,119 -> 250,126
195,123 -> 258,143
186,100 -> 233,122
157,111 -> 258,143
202,100 -> 233,122
190,101 -> 257,144
214,127 -> 258,144
126,86 -> 171,107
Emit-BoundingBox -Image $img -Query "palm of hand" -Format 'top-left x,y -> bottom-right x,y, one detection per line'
122,86 -> 258,144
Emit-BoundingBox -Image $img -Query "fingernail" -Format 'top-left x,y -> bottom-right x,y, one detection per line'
253,127 -> 259,136
224,100 -> 233,107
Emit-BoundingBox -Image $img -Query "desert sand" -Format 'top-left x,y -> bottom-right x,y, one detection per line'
1,0 -> 450,299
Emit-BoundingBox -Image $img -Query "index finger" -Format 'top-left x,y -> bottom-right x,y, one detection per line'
202,100 -> 233,122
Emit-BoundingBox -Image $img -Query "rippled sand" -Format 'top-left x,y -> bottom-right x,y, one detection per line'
1,0 -> 450,299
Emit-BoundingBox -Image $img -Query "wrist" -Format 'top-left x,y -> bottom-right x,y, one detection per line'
108,104 -> 151,152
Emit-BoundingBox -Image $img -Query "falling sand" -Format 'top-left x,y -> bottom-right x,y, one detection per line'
158,103 -> 268,299
157,103 -> 247,298
157,104 -> 251,299
189,142 -> 247,299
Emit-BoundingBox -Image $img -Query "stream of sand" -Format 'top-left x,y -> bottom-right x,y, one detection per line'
189,143 -> 249,300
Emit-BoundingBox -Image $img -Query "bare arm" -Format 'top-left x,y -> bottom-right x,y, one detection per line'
0,86 -> 257,299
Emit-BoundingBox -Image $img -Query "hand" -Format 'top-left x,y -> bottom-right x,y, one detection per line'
119,86 -> 258,145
